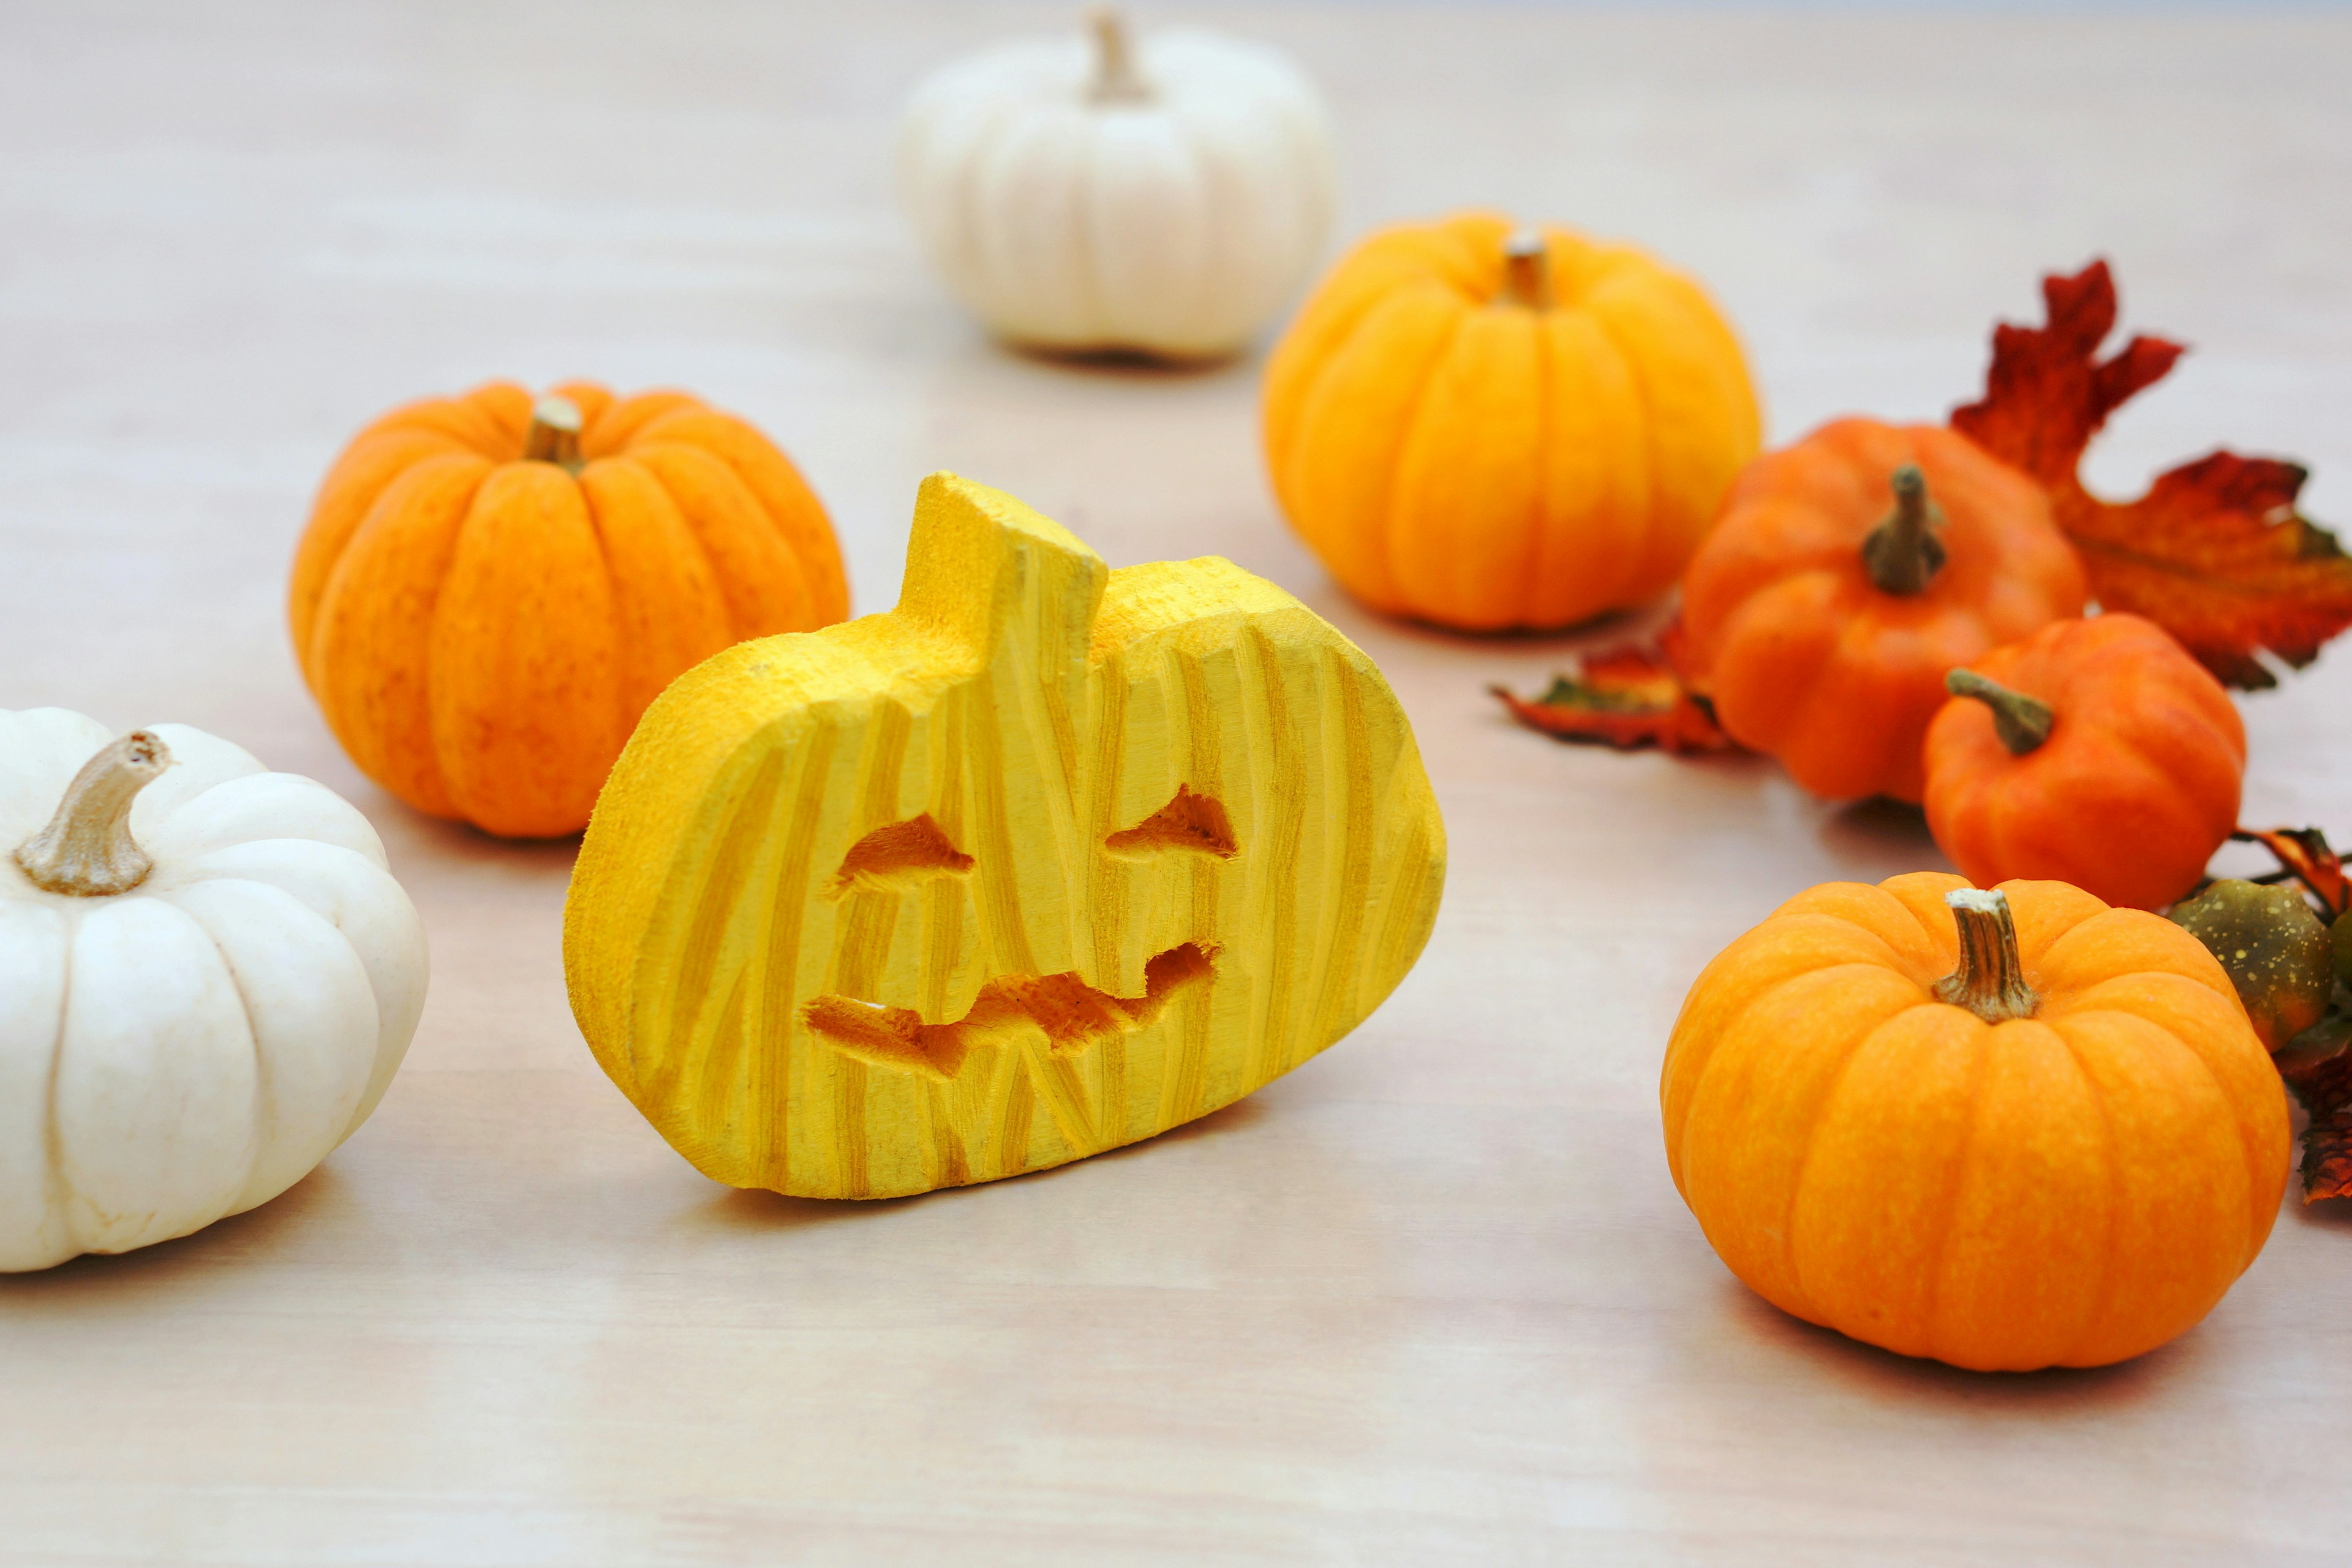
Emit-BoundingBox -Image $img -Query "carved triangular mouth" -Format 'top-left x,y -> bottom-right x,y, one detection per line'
804,943 -> 1215,1081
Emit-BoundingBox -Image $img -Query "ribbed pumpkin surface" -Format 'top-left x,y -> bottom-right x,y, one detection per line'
1663,872 -> 2288,1371
1924,614 -> 2245,911
290,380 -> 847,837
1679,420 -> 2086,803
1262,211 -> 1760,631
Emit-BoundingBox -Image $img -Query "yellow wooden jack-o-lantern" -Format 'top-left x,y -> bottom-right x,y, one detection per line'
564,473 -> 1446,1198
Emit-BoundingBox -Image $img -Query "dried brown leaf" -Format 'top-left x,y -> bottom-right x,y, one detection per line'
2283,1044 -> 2352,1203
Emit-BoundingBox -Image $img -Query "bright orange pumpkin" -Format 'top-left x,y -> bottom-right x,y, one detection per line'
1663,873 -> 2288,1371
1678,420 -> 2087,802
1262,212 -> 1760,631
290,381 -> 848,837
1924,614 -> 2244,911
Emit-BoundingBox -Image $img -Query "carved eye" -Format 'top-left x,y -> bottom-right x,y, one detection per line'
1105,785 -> 1237,860
830,813 -> 973,897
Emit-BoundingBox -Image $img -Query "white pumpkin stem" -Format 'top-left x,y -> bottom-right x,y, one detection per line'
1087,7 -> 1149,104
1860,464 -> 1947,595
1501,229 -> 1552,310
14,730 -> 175,897
522,394 -> 584,472
1934,888 -> 2039,1023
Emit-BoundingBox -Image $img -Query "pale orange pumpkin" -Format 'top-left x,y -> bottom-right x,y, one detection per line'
289,380 -> 848,837
1664,873 -> 2288,1371
1262,212 -> 1761,631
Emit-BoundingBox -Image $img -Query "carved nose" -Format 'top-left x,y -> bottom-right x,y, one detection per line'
1106,785 -> 1237,859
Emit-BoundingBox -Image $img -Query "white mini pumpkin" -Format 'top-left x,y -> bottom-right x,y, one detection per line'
1,709 -> 427,1271
897,7 -> 1337,360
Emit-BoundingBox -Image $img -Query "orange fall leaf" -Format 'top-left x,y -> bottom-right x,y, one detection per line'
1491,638 -> 1738,756
2233,826 -> 2352,921
1952,260 -> 2352,689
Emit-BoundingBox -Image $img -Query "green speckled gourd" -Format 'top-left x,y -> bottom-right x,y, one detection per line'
2171,879 -> 2335,1052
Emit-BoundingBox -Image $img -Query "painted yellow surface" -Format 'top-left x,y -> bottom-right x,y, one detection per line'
564,473 -> 1447,1198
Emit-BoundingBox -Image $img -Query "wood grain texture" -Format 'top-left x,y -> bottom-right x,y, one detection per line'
2,2 -> 2351,1564
566,473 -> 1444,1197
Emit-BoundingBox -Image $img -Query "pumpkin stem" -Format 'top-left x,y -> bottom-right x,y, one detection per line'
1087,7 -> 1149,104
1934,888 -> 2038,1024
1500,229 -> 1552,310
1860,464 -> 1947,595
1945,668 -> 2054,755
13,730 -> 175,897
522,395 -> 584,472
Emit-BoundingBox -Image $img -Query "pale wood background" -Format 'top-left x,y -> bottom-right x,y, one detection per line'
3,2 -> 2350,1564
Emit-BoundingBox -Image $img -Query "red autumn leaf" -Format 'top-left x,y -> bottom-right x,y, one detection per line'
1951,260 -> 2352,690
1491,639 -> 1737,755
2280,1044 -> 2352,1203
2234,826 -> 2352,920
1948,260 -> 2183,490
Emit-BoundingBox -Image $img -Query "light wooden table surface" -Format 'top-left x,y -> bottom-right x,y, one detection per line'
4,2 -> 2351,1563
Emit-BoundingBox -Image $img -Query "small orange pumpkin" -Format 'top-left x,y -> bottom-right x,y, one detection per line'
1678,420 -> 2087,802
290,381 -> 848,837
1664,873 -> 2288,1371
1262,212 -> 1761,631
1924,614 -> 2244,911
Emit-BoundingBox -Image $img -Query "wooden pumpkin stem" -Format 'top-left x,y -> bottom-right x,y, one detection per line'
1087,7 -> 1149,104
13,730 -> 174,897
1501,229 -> 1552,310
1861,464 -> 1947,595
1945,668 -> 2055,755
523,395 -> 584,472
1934,888 -> 2039,1023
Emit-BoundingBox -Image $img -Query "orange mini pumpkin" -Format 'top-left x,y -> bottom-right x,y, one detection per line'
1924,614 -> 2244,911
1664,873 -> 2288,1371
290,381 -> 848,837
1679,420 -> 2087,802
1262,212 -> 1761,631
